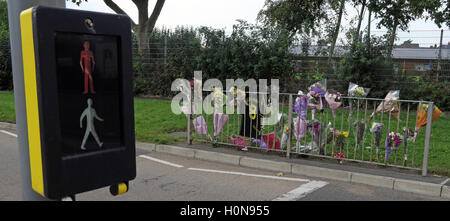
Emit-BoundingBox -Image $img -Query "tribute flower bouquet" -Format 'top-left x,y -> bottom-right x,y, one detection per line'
348,83 -> 370,109
353,120 -> 366,153
193,116 -> 212,141
370,90 -> 400,121
332,152 -> 345,164
332,129 -> 348,164
416,103 -> 442,134
324,90 -> 342,119
294,92 -> 308,149
335,130 -> 349,150
401,127 -> 415,165
369,122 -> 384,161
385,131 -> 403,163
227,135 -> 249,150
348,82 -> 370,97
307,120 -> 324,154
307,79 -> 327,120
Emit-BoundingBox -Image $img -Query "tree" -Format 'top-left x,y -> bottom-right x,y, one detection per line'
349,0 -> 367,55
366,7 -> 372,56
409,0 -> 449,28
257,0 -> 328,37
70,0 -> 166,57
328,0 -> 346,63
431,0 -> 450,28
370,0 -> 424,59
0,0 -> 12,90
338,35 -> 395,98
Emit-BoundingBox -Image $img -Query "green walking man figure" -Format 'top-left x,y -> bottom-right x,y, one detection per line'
80,98 -> 104,150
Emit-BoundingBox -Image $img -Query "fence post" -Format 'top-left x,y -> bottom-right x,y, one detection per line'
286,94 -> 293,158
187,89 -> 193,145
437,29 -> 443,82
164,32 -> 167,73
421,102 -> 434,176
187,113 -> 192,145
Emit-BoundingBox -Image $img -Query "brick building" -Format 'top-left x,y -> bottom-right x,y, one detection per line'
291,43 -> 450,76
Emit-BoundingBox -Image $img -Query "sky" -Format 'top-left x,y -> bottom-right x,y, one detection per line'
66,0 -> 450,47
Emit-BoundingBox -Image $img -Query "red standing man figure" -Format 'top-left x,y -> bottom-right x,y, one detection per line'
80,41 -> 96,94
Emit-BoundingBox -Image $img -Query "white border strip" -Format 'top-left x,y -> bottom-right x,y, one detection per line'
273,180 -> 328,201
139,155 -> 184,168
188,167 -> 310,182
0,130 -> 18,138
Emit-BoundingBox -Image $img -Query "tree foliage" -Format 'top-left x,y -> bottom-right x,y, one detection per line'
410,0 -> 450,28
257,0 -> 328,36
134,23 -> 294,96
338,34 -> 396,98
0,0 -> 12,90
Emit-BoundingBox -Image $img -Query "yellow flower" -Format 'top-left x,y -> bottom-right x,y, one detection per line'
342,131 -> 349,137
355,87 -> 364,95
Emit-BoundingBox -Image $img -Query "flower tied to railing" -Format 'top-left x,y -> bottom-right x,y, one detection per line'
348,82 -> 370,98
370,90 -> 400,121
324,90 -> 342,119
348,82 -> 370,109
228,135 -> 249,150
332,152 -> 345,164
307,79 -> 326,120
401,127 -> 415,166
369,122 -> 384,161
293,92 -> 308,148
385,131 -> 403,163
326,128 -> 348,163
353,120 -> 366,153
293,92 -> 308,120
415,103 -> 442,135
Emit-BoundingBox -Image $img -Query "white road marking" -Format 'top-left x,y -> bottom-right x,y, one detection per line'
0,130 -> 17,138
441,178 -> 449,185
139,155 -> 327,200
272,180 -> 328,201
138,155 -> 184,168
188,167 -> 310,182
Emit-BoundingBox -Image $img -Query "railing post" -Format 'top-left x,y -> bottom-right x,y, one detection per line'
8,0 -> 66,201
187,113 -> 192,145
286,94 -> 293,158
187,92 -> 193,145
421,102 -> 434,176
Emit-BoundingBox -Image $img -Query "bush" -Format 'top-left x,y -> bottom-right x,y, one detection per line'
0,0 -> 12,91
133,22 -> 294,97
337,36 -> 396,98
415,81 -> 450,111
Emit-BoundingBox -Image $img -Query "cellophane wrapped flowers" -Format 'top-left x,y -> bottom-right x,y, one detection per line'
369,122 -> 384,161
385,131 -> 403,163
324,90 -> 342,119
307,79 -> 327,120
348,82 -> 370,97
353,120 -> 366,152
326,128 -> 348,164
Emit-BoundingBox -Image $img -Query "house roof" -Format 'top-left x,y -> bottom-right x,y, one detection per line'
290,45 -> 450,60
392,48 -> 450,60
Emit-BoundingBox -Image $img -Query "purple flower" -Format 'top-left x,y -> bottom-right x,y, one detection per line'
385,135 -> 393,162
294,96 -> 308,120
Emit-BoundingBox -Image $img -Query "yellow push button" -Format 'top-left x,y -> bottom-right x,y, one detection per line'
110,182 -> 128,196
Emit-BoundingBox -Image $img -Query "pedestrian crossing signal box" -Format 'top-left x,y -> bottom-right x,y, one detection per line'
20,6 -> 136,199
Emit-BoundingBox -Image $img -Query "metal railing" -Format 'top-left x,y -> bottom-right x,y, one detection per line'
186,91 -> 435,176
